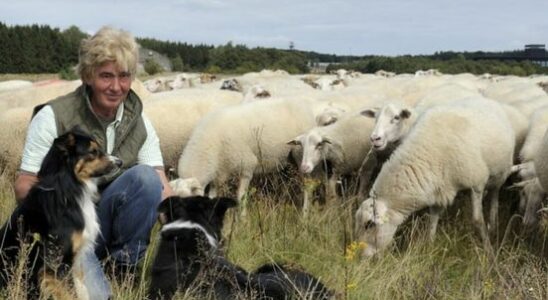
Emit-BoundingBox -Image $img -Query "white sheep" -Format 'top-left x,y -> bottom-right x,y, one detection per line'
144,89 -> 243,168
0,80 -> 32,93
509,105 -> 548,222
357,102 -> 417,196
375,70 -> 396,78
143,77 -> 172,93
176,97 -> 317,213
0,80 -> 82,112
534,129 -> 548,193
287,113 -> 376,210
354,98 -> 515,257
509,95 -> 548,118
167,73 -> 198,90
517,105 -> 548,164
241,84 -> 271,103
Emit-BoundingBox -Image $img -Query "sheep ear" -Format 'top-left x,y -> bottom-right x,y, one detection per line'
287,136 -> 302,146
400,109 -> 411,119
360,108 -> 378,118
321,137 -> 332,145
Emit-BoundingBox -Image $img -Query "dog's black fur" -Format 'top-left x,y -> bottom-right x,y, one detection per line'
148,195 -> 333,300
0,126 -> 120,298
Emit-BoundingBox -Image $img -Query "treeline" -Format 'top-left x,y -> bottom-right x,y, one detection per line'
327,54 -> 548,76
1,22 -> 547,76
138,39 -> 310,74
137,37 -> 212,71
0,23 -> 85,73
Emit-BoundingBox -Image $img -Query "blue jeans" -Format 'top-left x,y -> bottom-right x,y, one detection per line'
95,164 -> 162,265
80,250 -> 112,300
83,165 -> 162,299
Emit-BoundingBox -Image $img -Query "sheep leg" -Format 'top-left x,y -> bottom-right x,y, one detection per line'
357,152 -> 378,199
486,187 -> 500,234
471,188 -> 493,254
303,188 -> 311,218
523,180 -> 544,229
326,175 -> 338,205
237,173 -> 253,217
428,206 -> 442,241
207,183 -> 217,198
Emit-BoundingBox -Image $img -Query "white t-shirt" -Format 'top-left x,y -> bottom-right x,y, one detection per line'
20,104 -> 164,174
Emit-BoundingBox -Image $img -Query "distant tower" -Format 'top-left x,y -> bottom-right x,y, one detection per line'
289,41 -> 295,50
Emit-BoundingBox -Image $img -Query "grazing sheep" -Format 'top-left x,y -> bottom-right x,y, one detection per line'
509,95 -> 548,118
0,80 -> 81,112
168,73 -> 197,90
517,105 -> 548,165
305,76 -> 347,91
508,105 -> 548,226
287,114 -> 375,211
355,98 -> 515,257
177,98 -> 317,213
375,70 -> 396,78
534,129 -> 548,193
143,77 -> 172,93
199,73 -> 217,84
241,84 -> 271,103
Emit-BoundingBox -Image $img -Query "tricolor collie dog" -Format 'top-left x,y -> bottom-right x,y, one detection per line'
0,127 -> 121,299
148,195 -> 333,300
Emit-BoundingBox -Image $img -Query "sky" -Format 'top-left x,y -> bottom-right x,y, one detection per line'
2,0 -> 548,56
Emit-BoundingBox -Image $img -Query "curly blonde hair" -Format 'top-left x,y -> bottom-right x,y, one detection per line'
77,26 -> 139,82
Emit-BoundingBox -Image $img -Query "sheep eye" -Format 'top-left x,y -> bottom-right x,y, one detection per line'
393,115 -> 401,121
364,220 -> 376,230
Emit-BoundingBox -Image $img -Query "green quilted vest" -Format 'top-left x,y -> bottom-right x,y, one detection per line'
33,84 -> 147,185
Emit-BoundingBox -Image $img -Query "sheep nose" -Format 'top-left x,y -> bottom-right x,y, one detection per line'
300,164 -> 312,174
370,134 -> 381,142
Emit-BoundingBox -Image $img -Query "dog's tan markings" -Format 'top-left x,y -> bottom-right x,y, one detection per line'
67,133 -> 75,147
71,231 -> 84,254
75,141 -> 113,181
39,269 -> 77,300
158,213 -> 168,225
74,159 -> 87,181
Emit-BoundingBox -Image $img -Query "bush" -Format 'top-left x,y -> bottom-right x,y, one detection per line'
144,58 -> 164,75
58,66 -> 78,80
170,55 -> 184,72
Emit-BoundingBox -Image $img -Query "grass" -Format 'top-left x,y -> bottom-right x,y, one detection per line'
0,74 -> 59,83
0,171 -> 546,299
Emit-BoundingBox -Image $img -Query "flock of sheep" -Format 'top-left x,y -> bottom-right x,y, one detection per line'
1,68 -> 548,258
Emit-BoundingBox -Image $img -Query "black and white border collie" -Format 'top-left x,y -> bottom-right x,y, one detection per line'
0,126 -> 121,299
148,195 -> 334,300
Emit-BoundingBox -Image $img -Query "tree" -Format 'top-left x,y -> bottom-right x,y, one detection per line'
144,58 -> 164,75
171,55 -> 184,72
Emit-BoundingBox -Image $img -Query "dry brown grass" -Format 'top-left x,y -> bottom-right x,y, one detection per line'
0,74 -> 59,83
0,173 -> 547,299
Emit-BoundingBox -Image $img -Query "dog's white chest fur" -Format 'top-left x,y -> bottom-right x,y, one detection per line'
79,181 -> 101,251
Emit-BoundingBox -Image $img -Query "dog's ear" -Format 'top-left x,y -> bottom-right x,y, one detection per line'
54,131 -> 77,155
157,196 -> 184,223
213,197 -> 237,220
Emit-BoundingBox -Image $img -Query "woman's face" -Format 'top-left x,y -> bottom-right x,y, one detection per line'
86,61 -> 132,117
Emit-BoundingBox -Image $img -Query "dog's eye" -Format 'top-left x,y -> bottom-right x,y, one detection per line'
89,149 -> 99,156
